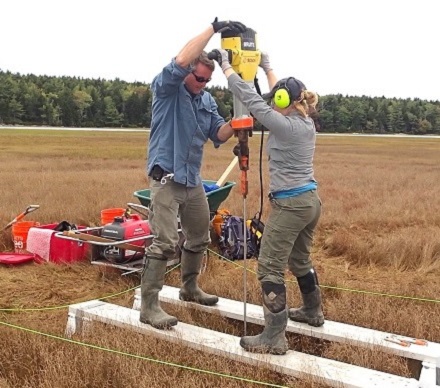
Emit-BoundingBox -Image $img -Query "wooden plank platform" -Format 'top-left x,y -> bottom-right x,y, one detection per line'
133,286 -> 440,366
66,300 -> 420,388
90,257 -> 179,275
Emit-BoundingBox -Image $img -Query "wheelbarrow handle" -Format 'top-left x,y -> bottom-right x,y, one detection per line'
216,156 -> 238,187
126,202 -> 149,219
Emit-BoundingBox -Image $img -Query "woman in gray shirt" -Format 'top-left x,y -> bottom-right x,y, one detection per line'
213,50 -> 323,355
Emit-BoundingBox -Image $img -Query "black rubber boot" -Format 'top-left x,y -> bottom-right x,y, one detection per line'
289,287 -> 324,327
179,248 -> 218,306
139,256 -> 178,329
240,283 -> 288,355
289,270 -> 324,327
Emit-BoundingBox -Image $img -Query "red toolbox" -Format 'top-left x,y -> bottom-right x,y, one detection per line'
27,223 -> 90,264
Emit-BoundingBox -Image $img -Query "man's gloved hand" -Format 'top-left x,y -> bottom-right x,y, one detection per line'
210,49 -> 232,72
259,51 -> 273,74
212,17 -> 247,34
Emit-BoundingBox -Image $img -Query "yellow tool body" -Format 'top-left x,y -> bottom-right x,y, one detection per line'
221,31 -> 261,83
221,29 -> 260,122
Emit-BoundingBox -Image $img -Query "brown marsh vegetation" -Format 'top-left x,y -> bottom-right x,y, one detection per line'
0,129 -> 439,387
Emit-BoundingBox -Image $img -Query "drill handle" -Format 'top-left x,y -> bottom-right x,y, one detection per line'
207,49 -> 232,63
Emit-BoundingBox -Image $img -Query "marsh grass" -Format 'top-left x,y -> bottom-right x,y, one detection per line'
0,129 -> 439,387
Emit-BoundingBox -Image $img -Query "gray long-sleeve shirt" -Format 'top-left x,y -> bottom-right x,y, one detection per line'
228,73 -> 317,193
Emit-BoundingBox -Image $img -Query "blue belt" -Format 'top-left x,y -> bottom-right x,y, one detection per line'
269,183 -> 317,199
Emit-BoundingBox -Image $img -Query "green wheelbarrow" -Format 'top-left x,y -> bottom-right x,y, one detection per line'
133,180 -> 236,217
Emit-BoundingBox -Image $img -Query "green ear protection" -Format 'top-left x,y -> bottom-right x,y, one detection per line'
273,77 -> 295,109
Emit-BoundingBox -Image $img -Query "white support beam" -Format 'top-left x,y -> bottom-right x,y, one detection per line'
67,300 -> 419,388
65,299 -> 101,337
133,286 -> 440,368
419,361 -> 438,388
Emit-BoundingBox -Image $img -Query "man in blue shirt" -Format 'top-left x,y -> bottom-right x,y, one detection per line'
140,18 -> 246,329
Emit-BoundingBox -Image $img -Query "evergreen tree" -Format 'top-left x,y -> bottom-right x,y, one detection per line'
103,96 -> 123,127
8,97 -> 24,123
0,69 -> 439,133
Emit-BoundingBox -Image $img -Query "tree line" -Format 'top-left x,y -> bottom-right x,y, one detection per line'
0,70 -> 439,134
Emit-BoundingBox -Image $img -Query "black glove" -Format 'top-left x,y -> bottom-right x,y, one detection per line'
210,49 -> 232,72
233,143 -> 241,157
212,17 -> 247,34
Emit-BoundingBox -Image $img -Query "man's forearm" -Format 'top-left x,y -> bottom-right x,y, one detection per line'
217,121 -> 234,142
175,26 -> 215,68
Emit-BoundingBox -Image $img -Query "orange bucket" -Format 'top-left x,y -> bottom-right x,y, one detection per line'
101,208 -> 125,225
12,221 -> 40,253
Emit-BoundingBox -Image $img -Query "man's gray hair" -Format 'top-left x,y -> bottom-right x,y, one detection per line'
192,51 -> 215,71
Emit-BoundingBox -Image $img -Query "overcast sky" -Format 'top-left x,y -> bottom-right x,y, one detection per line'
1,0 -> 439,101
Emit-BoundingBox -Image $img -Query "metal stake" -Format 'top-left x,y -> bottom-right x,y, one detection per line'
243,196 -> 247,336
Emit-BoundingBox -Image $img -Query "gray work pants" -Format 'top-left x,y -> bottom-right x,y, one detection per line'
146,179 -> 210,259
257,189 -> 321,284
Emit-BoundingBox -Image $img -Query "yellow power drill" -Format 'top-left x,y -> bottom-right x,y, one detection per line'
209,28 -> 261,336
211,28 -> 261,198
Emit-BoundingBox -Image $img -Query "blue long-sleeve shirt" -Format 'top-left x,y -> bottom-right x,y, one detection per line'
147,58 -> 226,187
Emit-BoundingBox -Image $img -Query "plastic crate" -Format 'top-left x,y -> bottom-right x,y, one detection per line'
27,223 -> 90,264
133,180 -> 236,214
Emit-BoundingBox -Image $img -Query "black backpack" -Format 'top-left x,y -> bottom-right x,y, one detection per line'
219,216 -> 257,260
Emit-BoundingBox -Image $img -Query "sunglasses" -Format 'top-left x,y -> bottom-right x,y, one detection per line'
192,72 -> 211,83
